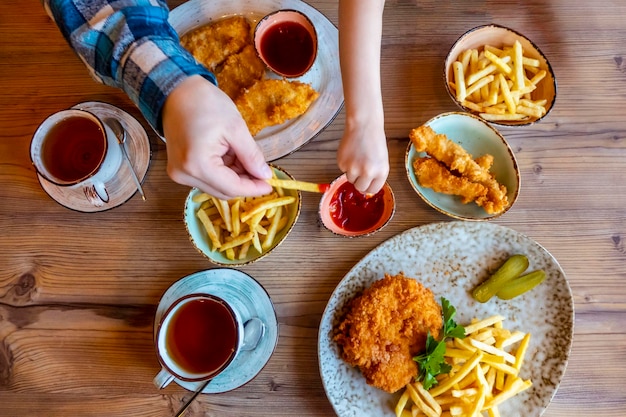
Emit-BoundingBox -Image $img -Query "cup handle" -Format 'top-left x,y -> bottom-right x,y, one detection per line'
153,368 -> 175,389
83,181 -> 109,207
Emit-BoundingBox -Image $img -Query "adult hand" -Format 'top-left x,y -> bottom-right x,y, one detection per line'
162,75 -> 273,200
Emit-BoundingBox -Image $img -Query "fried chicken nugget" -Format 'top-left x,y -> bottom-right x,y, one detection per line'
180,16 -> 251,71
235,79 -> 319,136
409,125 -> 508,214
414,157 -> 488,204
334,273 -> 443,393
216,44 -> 266,99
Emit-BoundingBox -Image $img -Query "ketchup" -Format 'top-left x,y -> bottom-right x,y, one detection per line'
259,21 -> 315,77
329,182 -> 386,232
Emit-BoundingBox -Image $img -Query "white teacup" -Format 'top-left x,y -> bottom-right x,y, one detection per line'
30,109 -> 122,207
153,293 -> 263,389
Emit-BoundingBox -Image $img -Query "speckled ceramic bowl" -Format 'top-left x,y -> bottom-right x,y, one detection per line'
444,24 -> 557,126
319,221 -> 574,417
319,174 -> 395,237
184,165 -> 301,266
405,112 -> 520,221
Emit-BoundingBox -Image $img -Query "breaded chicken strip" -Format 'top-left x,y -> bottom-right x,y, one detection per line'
216,44 -> 266,99
409,125 -> 508,214
414,157 -> 488,204
334,273 -> 443,393
180,16 -> 251,71
235,79 -> 319,136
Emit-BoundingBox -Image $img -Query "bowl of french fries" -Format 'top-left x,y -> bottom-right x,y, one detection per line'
406,112 -> 520,221
184,165 -> 301,266
444,24 -> 557,126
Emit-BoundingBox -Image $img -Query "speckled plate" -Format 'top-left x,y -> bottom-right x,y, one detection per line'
169,0 -> 343,161
318,221 -> 573,417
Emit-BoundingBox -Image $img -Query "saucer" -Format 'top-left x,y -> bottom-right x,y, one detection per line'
37,101 -> 151,213
154,268 -> 279,393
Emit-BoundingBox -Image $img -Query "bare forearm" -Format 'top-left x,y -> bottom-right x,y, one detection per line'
338,0 -> 386,126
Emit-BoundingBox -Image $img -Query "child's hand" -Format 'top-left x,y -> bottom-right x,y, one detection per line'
337,120 -> 389,195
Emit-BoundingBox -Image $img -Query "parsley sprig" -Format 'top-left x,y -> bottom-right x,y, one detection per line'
413,297 -> 465,390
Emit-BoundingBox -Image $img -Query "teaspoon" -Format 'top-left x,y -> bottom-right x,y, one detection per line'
174,318 -> 265,417
105,118 -> 146,201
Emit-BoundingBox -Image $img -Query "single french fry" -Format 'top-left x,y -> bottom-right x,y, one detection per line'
267,178 -> 326,193
237,240 -> 251,260
459,48 -> 472,74
465,74 -> 495,99
464,315 -> 505,335
415,383 -> 442,415
497,73 -> 516,114
240,196 -> 295,223
522,56 -> 541,67
461,100 -> 483,113
192,192 -> 212,203
452,61 -> 467,102
484,50 -> 512,74
485,378 -> 532,409
514,333 -> 531,371
466,63 -> 497,86
231,199 -> 241,237
430,351 -> 483,397
407,384 -> 439,417
219,231 -> 254,252
516,105 -> 544,118
479,112 -> 529,122
252,229 -> 262,253
469,338 -> 516,364
196,208 -> 221,250
529,69 -> 547,85
513,40 -> 525,91
262,206 -> 283,250
395,390 -> 411,417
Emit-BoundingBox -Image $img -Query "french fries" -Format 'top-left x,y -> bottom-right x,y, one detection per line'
449,40 -> 549,122
396,316 -> 532,417
194,181 -> 297,261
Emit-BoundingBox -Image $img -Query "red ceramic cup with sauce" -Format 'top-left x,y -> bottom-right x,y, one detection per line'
319,174 -> 395,237
254,9 -> 318,78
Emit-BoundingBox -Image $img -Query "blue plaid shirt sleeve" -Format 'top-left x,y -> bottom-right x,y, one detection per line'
43,0 -> 217,134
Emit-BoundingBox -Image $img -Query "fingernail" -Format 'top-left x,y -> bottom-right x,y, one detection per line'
261,164 -> 273,178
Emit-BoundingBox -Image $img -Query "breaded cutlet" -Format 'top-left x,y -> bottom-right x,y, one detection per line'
235,79 -> 319,136
180,16 -> 251,71
334,273 -> 443,393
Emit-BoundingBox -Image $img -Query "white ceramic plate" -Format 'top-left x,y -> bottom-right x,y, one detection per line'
169,0 -> 343,161
319,221 -> 573,417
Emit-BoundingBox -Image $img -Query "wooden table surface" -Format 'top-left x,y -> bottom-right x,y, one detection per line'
1,0 -> 625,416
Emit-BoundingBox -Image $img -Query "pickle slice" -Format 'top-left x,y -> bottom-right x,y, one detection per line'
496,270 -> 546,300
472,254 -> 529,303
